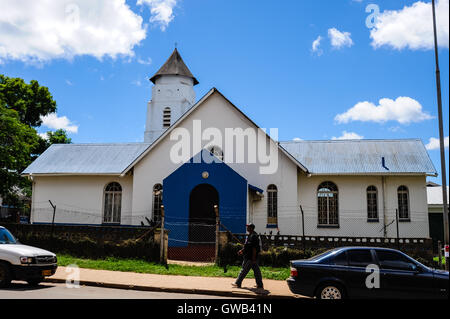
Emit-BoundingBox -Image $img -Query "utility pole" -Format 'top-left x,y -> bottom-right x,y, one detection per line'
432,0 -> 449,270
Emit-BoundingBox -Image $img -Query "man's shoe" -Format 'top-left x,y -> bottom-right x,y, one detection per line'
231,283 -> 241,288
255,287 -> 265,294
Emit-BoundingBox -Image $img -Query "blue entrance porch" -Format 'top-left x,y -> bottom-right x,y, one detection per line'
163,150 -> 247,251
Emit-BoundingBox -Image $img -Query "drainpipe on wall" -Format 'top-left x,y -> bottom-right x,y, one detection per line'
382,176 -> 387,237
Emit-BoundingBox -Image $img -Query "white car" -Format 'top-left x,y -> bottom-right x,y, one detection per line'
0,226 -> 57,287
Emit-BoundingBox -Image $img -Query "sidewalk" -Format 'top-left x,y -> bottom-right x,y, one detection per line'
45,267 -> 306,299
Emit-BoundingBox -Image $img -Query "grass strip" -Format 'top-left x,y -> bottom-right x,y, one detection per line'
57,254 -> 290,281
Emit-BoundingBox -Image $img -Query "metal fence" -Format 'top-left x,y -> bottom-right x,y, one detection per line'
23,201 -> 436,262
164,216 -> 217,262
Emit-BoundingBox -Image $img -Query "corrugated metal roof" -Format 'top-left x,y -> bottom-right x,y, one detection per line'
22,143 -> 151,175
279,139 -> 437,176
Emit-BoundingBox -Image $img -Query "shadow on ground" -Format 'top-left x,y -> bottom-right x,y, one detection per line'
4,281 -> 56,291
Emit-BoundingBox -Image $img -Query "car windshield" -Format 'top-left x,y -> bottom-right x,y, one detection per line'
0,228 -> 17,244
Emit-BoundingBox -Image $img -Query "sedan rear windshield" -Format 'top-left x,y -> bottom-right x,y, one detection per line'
306,249 -> 340,262
0,228 -> 17,244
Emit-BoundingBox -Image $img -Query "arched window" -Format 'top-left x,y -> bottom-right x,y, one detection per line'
267,184 -> 278,225
153,184 -> 163,222
103,182 -> 122,224
163,107 -> 171,128
208,145 -> 224,162
367,186 -> 378,221
397,186 -> 410,220
317,182 -> 339,226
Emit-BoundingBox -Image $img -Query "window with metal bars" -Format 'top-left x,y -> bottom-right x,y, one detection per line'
163,107 -> 171,128
103,182 -> 122,224
153,184 -> 163,222
317,181 -> 339,226
397,185 -> 410,220
267,184 -> 278,225
367,185 -> 379,221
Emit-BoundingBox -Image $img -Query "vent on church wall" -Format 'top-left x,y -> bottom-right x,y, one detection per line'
163,107 -> 171,128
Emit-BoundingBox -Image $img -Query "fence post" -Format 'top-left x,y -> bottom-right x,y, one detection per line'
395,209 -> 400,250
300,205 -> 305,252
214,205 -> 219,263
438,240 -> 442,269
49,200 -> 56,239
160,205 -> 165,264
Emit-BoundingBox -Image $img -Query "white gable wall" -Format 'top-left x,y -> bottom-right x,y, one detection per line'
132,91 -> 299,230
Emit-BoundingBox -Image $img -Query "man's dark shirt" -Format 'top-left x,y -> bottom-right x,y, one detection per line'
243,232 -> 260,259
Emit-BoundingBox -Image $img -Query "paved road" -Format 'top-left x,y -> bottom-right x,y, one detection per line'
1,281 -> 241,299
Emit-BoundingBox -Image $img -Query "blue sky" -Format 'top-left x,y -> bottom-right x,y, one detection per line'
0,0 -> 448,183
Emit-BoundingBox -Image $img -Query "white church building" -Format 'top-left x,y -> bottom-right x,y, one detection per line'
23,48 -> 437,243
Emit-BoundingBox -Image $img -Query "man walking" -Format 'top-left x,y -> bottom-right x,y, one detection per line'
232,223 -> 263,290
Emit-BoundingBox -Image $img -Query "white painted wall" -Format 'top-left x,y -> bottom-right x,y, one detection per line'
296,174 -> 429,238
30,175 -> 134,225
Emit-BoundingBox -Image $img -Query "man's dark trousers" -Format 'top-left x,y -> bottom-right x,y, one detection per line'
235,258 -> 263,288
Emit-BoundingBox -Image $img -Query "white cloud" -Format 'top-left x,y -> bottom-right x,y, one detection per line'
40,113 -> 78,133
65,80 -> 73,86
0,0 -> 147,64
138,0 -> 178,31
370,0 -> 449,50
137,57 -> 152,65
426,136 -> 449,150
38,133 -> 49,140
335,96 -> 433,124
293,137 -> 303,141
328,28 -> 354,49
311,36 -> 323,56
332,131 -> 364,140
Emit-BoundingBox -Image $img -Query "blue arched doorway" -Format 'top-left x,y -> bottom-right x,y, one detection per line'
188,183 -> 218,244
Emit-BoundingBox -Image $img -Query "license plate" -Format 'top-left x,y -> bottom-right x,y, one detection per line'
42,270 -> 52,276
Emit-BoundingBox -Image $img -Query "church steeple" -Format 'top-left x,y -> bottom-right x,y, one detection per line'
144,48 -> 197,144
150,48 -> 199,85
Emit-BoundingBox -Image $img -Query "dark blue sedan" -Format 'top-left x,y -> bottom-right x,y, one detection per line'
287,247 -> 448,299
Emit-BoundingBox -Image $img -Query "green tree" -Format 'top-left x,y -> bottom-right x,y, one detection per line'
0,74 -> 70,208
0,103 -> 39,206
0,74 -> 57,127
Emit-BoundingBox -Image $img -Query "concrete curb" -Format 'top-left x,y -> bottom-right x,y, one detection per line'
44,277 -> 297,299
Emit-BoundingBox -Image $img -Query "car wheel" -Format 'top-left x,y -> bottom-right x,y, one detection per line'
316,283 -> 345,300
0,262 -> 12,288
27,278 -> 43,286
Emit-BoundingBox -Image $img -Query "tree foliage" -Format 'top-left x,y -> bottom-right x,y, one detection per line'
0,74 -> 71,207
0,74 -> 57,127
0,104 -> 39,205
